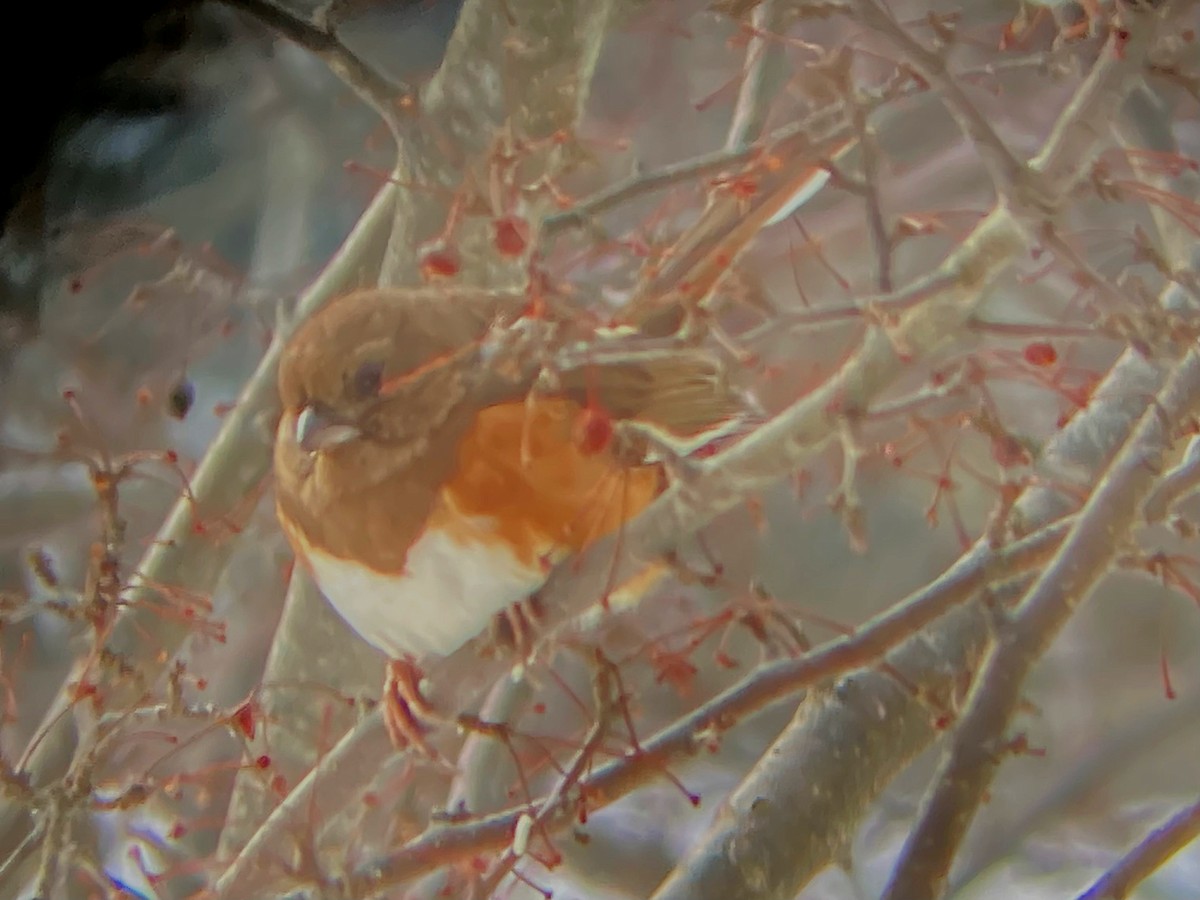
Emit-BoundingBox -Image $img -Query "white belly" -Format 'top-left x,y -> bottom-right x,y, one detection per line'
301,520 -> 547,659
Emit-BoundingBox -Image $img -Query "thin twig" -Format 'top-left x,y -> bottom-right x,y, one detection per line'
544,147 -> 757,234
946,690 -> 1200,896
0,818 -> 41,890
1143,436 -> 1200,521
341,517 -> 1071,896
221,0 -> 412,145
1076,795 -> 1200,900
725,0 -> 787,150
883,348 -> 1200,899
879,14 -> 1180,896
851,92 -> 893,291
544,106 -> 860,237
0,178 -> 401,868
1039,222 -> 1143,313
849,0 -> 1027,199
474,656 -> 618,896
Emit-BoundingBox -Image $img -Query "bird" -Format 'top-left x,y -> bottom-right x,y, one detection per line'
273,286 -> 745,751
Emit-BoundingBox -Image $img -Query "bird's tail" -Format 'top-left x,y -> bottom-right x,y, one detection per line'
556,346 -> 756,455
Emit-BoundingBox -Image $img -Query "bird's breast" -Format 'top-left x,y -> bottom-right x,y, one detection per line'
280,396 -> 663,659
292,507 -> 551,658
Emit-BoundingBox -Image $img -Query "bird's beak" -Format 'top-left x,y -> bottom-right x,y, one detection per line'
295,404 -> 362,453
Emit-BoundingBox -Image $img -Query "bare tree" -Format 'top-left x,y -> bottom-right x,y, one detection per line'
1,0 -> 1199,898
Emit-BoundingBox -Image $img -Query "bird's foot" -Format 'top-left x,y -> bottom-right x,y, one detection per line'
486,594 -> 547,661
999,1 -> 1099,51
382,657 -> 440,756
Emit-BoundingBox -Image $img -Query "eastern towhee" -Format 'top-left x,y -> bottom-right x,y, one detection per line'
274,287 -> 743,750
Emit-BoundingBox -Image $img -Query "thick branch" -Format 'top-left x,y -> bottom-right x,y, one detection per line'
378,0 -> 619,286
345,519 -> 1067,897
1077,795 -> 1200,900
638,11 -> 1185,897
883,347 -> 1200,898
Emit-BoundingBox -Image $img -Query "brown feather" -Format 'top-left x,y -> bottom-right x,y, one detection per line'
555,348 -> 743,438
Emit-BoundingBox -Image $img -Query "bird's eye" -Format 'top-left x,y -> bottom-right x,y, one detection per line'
350,360 -> 384,399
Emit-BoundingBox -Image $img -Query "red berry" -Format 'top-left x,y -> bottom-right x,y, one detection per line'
573,407 -> 613,455
231,702 -> 256,740
420,247 -> 461,280
1023,342 -> 1057,367
493,216 -> 530,257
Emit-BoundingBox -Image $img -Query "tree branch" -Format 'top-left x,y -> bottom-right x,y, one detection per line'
883,349 -> 1200,898
1076,794 -> 1200,900
0,177 -> 400,869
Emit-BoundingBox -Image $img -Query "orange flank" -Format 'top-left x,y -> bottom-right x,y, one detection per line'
436,397 -> 662,570
285,395 -> 666,660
